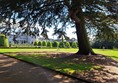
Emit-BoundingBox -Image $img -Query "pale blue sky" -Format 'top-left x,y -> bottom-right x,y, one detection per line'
47,27 -> 77,39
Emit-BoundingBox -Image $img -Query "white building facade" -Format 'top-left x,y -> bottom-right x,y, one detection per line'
7,35 -> 37,44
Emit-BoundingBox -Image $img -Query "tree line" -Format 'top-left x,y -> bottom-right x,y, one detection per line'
92,40 -> 118,49
34,40 -> 78,48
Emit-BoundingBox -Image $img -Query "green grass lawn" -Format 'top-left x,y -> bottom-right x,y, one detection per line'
5,53 -> 100,75
93,49 -> 118,60
0,48 -> 117,76
0,48 -> 118,60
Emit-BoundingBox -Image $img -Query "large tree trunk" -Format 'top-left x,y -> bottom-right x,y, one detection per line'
75,8 -> 95,55
75,22 -> 95,55
64,0 -> 95,55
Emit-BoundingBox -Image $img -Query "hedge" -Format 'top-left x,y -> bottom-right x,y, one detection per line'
0,34 -> 9,47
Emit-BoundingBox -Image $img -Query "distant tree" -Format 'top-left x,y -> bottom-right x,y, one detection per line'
114,40 -> 118,48
34,41 -> 38,46
47,41 -> 52,48
71,42 -> 77,48
93,32 -> 118,49
92,40 -> 114,49
92,41 -> 102,49
38,41 -> 42,47
0,34 -> 9,47
52,41 -> 59,48
59,41 -> 65,48
65,42 -> 70,48
42,40 -> 47,47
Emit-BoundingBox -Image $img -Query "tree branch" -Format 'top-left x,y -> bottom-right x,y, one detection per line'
64,0 -> 71,9
69,8 -> 81,23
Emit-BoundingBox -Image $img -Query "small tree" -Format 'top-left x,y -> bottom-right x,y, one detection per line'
52,41 -> 59,48
59,41 -> 65,48
34,41 -> 38,46
47,41 -> 52,48
0,34 -> 9,47
71,42 -> 77,48
114,40 -> 118,48
42,40 -> 47,47
65,42 -> 70,48
38,41 -> 42,46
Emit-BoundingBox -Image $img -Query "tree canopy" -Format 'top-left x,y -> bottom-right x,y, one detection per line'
0,0 -> 117,28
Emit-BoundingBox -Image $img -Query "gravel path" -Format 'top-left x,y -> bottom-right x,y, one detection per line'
0,54 -> 81,83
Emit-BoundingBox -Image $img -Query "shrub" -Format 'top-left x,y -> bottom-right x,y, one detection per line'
38,41 -> 42,46
71,42 -> 77,48
42,40 -> 47,47
47,41 -> 52,48
69,42 -> 72,46
65,42 -> 70,48
0,34 -> 9,47
52,41 -> 59,48
34,41 -> 38,46
59,41 -> 65,48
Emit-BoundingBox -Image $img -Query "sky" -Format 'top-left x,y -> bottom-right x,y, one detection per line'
46,27 -> 77,39
0,20 -> 77,39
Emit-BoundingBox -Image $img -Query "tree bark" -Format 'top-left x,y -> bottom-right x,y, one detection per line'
69,8 -> 95,55
74,8 -> 95,55
64,0 -> 95,55
75,22 -> 95,55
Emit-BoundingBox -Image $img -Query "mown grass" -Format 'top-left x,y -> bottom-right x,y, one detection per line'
94,49 -> 118,60
0,48 -> 118,60
1,48 -> 117,75
6,53 -> 100,74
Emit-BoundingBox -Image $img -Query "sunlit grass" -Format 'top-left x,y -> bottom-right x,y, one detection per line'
1,48 -> 117,75
0,48 -> 57,52
6,53 -> 99,74
94,49 -> 118,60
0,48 -> 118,60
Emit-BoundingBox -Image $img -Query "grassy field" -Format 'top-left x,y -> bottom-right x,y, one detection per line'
0,48 -> 117,76
94,49 -> 118,60
7,53 -> 100,74
0,48 -> 118,60
0,48 -> 77,53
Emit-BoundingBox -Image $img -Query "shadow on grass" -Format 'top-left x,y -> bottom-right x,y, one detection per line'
107,56 -> 118,60
2,52 -> 118,83
7,53 -> 97,75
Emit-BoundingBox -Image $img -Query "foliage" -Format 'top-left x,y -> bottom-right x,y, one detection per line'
53,28 -> 69,41
92,40 -> 116,49
59,41 -> 65,48
92,41 -> 102,49
114,40 -> 118,48
52,41 -> 59,48
42,40 -> 47,47
41,28 -> 49,39
38,41 -> 42,46
34,41 -> 38,46
47,41 -> 52,48
71,42 -> 77,48
0,0 -> 117,30
65,42 -> 70,48
0,34 -> 9,47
